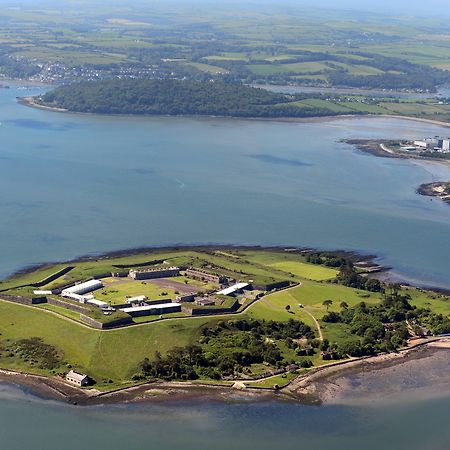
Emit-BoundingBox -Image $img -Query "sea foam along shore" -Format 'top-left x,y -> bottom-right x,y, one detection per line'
1,337 -> 449,407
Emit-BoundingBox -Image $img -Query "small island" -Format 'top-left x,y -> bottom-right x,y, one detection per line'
0,246 -> 449,405
418,182 -> 450,204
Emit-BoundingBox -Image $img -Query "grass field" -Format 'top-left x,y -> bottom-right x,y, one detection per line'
0,300 -> 212,385
97,278 -> 177,305
247,281 -> 381,327
268,261 -> 338,281
186,62 -> 230,74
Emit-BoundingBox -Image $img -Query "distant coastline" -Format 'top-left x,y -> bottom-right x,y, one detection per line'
344,138 -> 450,206
17,95 -> 450,132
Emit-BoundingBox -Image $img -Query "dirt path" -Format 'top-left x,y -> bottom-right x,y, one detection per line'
303,308 -> 323,341
285,289 -> 323,341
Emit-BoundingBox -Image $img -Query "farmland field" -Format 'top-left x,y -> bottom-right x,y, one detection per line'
1,1 -> 450,96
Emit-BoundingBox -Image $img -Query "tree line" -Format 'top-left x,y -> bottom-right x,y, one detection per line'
133,318 -> 314,381
38,79 -> 357,118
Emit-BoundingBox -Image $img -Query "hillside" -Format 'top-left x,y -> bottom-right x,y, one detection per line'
35,79 -> 355,118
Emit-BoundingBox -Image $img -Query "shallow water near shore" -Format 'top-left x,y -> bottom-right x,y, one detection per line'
0,86 -> 450,288
1,380 -> 450,450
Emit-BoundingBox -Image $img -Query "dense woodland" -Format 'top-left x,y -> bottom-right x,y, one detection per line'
134,288 -> 450,382
134,319 -> 315,381
38,79 -> 355,118
322,288 -> 450,359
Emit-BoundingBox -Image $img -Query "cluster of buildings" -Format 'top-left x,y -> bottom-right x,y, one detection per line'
54,266 -> 254,320
61,279 -> 108,309
411,137 -> 450,153
9,58 -> 159,85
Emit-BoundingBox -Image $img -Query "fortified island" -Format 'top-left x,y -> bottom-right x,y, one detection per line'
0,246 -> 449,404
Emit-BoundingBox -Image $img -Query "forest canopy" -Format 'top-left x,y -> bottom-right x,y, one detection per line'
37,79 -> 357,118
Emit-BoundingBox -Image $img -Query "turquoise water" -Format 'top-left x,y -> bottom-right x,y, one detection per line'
1,384 -> 450,450
0,86 -> 449,287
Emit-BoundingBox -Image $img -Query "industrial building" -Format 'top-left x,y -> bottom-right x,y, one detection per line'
413,137 -> 450,153
185,268 -> 227,284
129,266 -> 180,280
86,299 -> 109,309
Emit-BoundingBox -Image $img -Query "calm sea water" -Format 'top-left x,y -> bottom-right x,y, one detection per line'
1,84 -> 450,447
0,86 -> 449,287
0,384 -> 450,450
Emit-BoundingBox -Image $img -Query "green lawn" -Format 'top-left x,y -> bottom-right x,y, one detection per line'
0,300 -> 212,386
268,261 -> 338,281
287,99 -> 353,113
97,278 -> 178,305
248,281 -> 381,327
407,287 -> 450,316
245,371 -> 298,389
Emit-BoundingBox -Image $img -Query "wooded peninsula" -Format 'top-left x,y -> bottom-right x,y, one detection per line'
31,79 -> 342,118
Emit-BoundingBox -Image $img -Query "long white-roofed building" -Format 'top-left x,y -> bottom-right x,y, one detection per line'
61,279 -> 103,302
216,282 -> 250,297
119,302 -> 181,317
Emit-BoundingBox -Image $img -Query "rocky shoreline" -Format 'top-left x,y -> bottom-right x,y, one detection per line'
1,337 -> 449,407
344,138 -> 450,163
417,182 -> 450,204
344,139 -> 450,207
